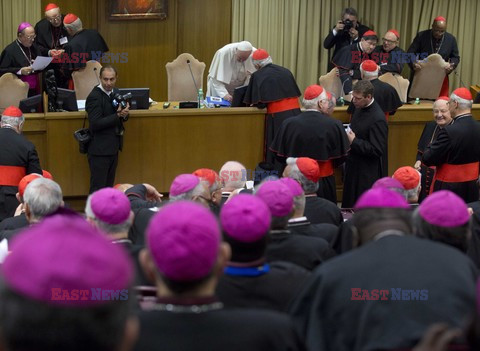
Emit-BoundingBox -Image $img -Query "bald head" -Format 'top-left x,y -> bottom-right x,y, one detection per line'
432,20 -> 447,40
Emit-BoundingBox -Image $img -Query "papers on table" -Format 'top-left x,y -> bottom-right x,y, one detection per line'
16,56 -> 53,74
77,100 -> 86,111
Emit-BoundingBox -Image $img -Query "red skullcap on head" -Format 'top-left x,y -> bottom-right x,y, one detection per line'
45,3 -> 59,12
361,60 -> 378,72
355,188 -> 410,210
434,16 -> 446,22
42,170 -> 53,180
193,168 -> 219,187
453,87 -> 472,100
436,96 -> 449,102
252,49 -> 269,60
2,106 -> 23,117
63,13 -> 78,25
388,29 -> 400,39
393,166 -> 420,190
18,174 -> 42,197
296,157 -> 321,183
363,30 -> 377,38
304,85 -> 324,100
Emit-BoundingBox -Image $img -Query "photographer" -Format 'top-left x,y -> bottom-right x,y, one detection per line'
323,7 -> 370,71
85,65 -> 129,193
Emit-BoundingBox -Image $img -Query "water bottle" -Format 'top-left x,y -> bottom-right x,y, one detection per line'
415,97 -> 420,105
339,97 -> 344,106
198,88 -> 204,108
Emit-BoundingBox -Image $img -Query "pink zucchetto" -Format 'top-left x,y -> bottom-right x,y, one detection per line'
89,187 -> 131,224
147,201 -> 220,282
1,213 -> 133,306
220,194 -> 271,243
169,174 -> 200,196
256,180 -> 294,217
418,190 -> 469,227
279,177 -> 303,197
355,188 -> 410,210
17,22 -> 32,33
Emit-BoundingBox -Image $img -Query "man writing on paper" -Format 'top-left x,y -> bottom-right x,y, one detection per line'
206,41 -> 256,102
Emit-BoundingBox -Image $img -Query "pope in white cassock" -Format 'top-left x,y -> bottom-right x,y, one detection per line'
206,41 -> 256,102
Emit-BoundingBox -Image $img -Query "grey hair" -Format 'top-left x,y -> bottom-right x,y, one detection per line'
23,178 -> 62,222
1,116 -> 24,128
253,56 -> 273,68
293,194 -> 306,213
64,17 -> 83,34
84,196 -> 131,234
302,90 -> 327,109
450,92 -> 472,110
169,181 -> 208,202
220,161 -> 247,190
286,158 -> 319,194
271,214 -> 291,230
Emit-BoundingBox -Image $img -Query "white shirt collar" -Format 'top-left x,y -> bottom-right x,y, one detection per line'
98,84 -> 113,97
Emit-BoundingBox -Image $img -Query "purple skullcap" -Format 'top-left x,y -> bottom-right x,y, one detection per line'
17,22 -> 32,33
90,187 -> 131,224
220,194 -> 271,242
372,177 -> 405,191
147,201 -> 220,282
169,174 -> 200,197
1,214 -> 133,306
256,180 -> 294,217
279,177 -> 303,197
418,190 -> 469,227
355,188 -> 410,210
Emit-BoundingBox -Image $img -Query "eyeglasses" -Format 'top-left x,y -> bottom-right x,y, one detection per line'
47,15 -> 62,22
23,34 -> 36,40
382,38 -> 397,44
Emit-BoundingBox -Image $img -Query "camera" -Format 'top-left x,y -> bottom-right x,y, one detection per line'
112,92 -> 132,110
342,18 -> 353,31
112,92 -> 132,121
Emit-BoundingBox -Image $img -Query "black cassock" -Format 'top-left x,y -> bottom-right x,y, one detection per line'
332,42 -> 374,94
0,40 -> 40,95
407,30 -> 460,69
289,235 -> 477,351
34,16 -> 70,88
416,121 -> 444,202
422,114 -> 480,203
244,63 -> 301,166
347,79 -> 403,116
63,29 -> 108,73
270,111 -> 350,203
373,45 -> 405,75
342,101 -> 388,208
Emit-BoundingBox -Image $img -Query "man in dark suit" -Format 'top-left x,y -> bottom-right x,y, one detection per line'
85,65 -> 129,193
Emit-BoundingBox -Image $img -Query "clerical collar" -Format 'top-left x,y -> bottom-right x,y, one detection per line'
111,238 -> 132,245
363,98 -> 375,108
288,216 -> 308,223
154,296 -> 223,313
304,109 -> 321,112
373,229 -> 405,241
98,84 -> 113,97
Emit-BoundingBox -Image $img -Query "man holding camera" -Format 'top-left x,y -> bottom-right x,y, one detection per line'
323,7 -> 370,71
86,65 -> 129,193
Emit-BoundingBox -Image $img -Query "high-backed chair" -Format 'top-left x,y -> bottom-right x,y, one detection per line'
409,54 -> 448,100
319,68 -> 355,102
0,73 -> 29,113
166,53 -> 205,101
72,60 -> 103,100
379,73 -> 410,103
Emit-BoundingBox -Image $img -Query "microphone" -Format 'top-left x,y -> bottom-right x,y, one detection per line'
93,67 -> 101,86
186,59 -> 199,96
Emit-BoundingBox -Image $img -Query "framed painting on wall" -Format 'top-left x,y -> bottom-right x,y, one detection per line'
109,0 -> 168,20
